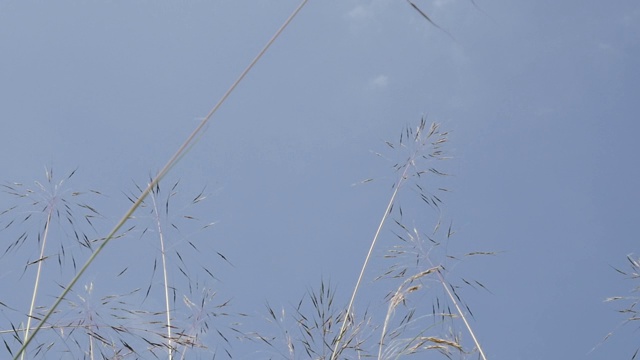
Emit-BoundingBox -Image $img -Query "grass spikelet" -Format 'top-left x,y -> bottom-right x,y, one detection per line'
0,168 -> 106,359
0,174 -> 237,359
255,279 -> 374,360
121,178 -> 235,359
330,120 -> 490,360
602,253 -> 640,358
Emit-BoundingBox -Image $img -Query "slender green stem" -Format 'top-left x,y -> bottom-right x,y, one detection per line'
12,1 -> 308,358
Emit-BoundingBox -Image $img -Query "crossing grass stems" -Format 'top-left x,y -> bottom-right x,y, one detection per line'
0,1 -> 504,359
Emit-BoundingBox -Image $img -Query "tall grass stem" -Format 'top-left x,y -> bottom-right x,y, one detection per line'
150,190 -> 174,359
436,269 -> 488,360
21,211 -> 52,360
12,1 -> 308,358
331,163 -> 412,360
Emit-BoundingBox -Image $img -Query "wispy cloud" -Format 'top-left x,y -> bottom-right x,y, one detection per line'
433,0 -> 455,9
344,1 -> 392,27
368,74 -> 389,89
346,5 -> 373,21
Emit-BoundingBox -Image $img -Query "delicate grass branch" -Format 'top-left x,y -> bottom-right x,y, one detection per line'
332,157 -> 411,360
603,254 -> 640,358
435,267 -> 488,360
333,120 -> 451,359
149,188 -> 174,359
21,210 -> 52,360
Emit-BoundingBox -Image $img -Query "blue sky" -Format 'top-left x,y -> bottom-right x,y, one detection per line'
1,1 -> 639,359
